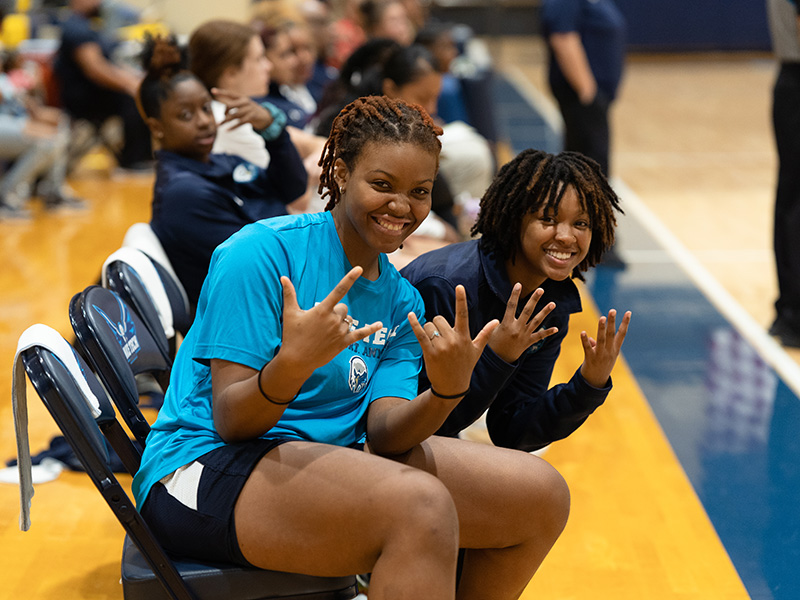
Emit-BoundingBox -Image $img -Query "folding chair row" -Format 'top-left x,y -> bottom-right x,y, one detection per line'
13,224 -> 358,599
16,324 -> 358,599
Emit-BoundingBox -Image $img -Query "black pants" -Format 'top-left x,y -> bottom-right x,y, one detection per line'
551,82 -> 611,176
63,89 -> 152,168
772,62 -> 800,320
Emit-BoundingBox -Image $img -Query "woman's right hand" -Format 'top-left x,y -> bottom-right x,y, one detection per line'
488,283 -> 559,363
278,267 -> 383,379
212,87 -> 273,131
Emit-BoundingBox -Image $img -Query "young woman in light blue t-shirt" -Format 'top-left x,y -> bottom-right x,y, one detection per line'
133,92 -> 569,598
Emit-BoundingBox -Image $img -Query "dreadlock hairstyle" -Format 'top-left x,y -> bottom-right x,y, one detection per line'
318,95 -> 443,211
137,33 -> 194,119
472,149 -> 623,280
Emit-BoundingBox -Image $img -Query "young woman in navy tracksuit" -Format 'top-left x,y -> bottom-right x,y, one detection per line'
402,149 -> 631,451
137,35 -> 307,308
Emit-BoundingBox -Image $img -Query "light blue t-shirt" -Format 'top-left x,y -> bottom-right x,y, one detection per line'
132,211 -> 424,507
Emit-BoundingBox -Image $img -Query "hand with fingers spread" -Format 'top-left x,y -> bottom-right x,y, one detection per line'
489,284 -> 559,363
212,87 -> 274,131
279,266 -> 383,379
579,309 -> 632,388
408,285 -> 499,398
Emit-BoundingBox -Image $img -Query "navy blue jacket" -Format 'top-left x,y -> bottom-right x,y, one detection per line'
150,132 -> 306,307
257,83 -> 312,130
401,239 -> 611,451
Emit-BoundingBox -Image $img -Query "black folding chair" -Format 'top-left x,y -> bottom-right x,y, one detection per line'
121,222 -> 192,323
69,285 -> 170,449
102,247 -> 191,359
17,325 -> 358,600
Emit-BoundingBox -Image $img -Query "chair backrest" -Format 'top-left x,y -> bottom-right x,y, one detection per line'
70,285 -> 171,449
19,333 -> 198,600
19,327 -> 359,600
122,223 -> 191,328
102,247 -> 191,355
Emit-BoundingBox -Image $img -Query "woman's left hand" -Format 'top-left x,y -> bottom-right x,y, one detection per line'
579,309 -> 632,388
212,87 -> 274,131
408,285 -> 498,397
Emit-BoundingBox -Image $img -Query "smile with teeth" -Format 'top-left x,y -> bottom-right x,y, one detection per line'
545,249 -> 573,261
374,216 -> 407,231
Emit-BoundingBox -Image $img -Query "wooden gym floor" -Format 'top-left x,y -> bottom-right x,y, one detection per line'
1,35 -> 798,599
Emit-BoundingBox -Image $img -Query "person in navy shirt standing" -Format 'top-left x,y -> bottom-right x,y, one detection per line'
402,149 -> 631,451
137,35 -> 307,309
540,0 -> 626,177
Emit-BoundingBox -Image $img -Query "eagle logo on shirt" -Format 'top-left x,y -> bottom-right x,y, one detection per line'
348,355 -> 368,393
232,162 -> 258,183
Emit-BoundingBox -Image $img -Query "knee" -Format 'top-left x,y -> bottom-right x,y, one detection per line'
533,461 -> 571,541
382,469 -> 460,549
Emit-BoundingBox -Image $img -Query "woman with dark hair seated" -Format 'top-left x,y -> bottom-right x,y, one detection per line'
137,35 -> 306,309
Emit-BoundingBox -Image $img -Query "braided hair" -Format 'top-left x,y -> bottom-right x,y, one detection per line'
138,34 -> 194,119
318,95 -> 443,211
472,149 -> 622,280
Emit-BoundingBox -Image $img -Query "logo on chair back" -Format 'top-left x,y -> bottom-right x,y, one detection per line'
348,356 -> 368,394
92,297 -> 140,364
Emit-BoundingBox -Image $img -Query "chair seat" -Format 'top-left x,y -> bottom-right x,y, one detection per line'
121,537 -> 358,600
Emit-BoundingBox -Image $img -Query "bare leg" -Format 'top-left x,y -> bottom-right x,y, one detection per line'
234,441 -> 460,600
385,436 -> 570,600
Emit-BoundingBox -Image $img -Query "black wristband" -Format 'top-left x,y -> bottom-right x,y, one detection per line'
258,364 -> 297,405
429,386 -> 470,400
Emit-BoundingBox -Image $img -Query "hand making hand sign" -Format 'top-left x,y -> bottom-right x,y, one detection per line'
279,266 -> 383,379
489,283 -> 559,364
579,309 -> 632,388
408,285 -> 499,399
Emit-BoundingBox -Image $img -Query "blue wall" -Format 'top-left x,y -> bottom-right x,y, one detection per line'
614,0 -> 771,51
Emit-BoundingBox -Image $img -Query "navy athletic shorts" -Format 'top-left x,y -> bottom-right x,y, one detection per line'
139,438 -> 287,566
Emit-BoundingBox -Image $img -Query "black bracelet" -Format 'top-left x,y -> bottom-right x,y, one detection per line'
429,386 -> 470,400
258,364 -> 297,405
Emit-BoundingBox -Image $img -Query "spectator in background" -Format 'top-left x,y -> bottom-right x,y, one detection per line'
0,51 -> 80,216
415,21 -> 469,125
360,0 -> 415,46
54,0 -> 152,170
540,0 -> 626,177
189,18 -> 325,212
328,0 -> 366,69
767,0 -> 800,347
259,24 -> 313,129
281,20 -> 320,124
296,0 -> 339,103
141,35 -> 306,308
189,19 -> 277,169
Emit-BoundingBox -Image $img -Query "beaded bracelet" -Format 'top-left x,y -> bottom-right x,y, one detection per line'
429,386 -> 470,400
257,102 -> 288,142
258,364 -> 297,405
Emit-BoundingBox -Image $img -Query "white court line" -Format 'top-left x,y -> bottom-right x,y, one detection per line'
614,178 -> 800,400
500,67 -> 800,398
